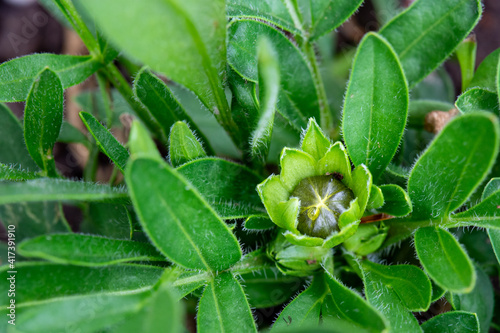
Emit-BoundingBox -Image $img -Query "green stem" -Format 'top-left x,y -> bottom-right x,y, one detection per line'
108,166 -> 119,186
304,42 -> 333,133
84,144 -> 99,182
55,0 -> 100,57
104,64 -> 168,145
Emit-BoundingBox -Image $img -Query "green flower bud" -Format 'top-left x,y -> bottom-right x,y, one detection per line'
343,223 -> 389,256
267,234 -> 330,276
257,118 -> 373,248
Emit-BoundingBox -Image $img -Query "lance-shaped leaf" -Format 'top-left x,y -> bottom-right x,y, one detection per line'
469,48 -> 500,91
228,19 -> 320,131
169,121 -> 207,167
244,215 -> 275,230
0,164 -> 38,181
363,267 -> 422,333
379,0 -> 482,87
197,273 -> 256,333
12,290 -> 150,333
271,274 -> 328,332
296,0 -> 364,40
24,68 -> 63,176
449,190 -> 500,229
0,262 -> 163,307
415,227 -> 476,293
0,179 -> 128,205
0,103 -> 37,169
379,185 -> 412,217
489,228 -> 500,265
361,261 -> 431,312
18,234 -> 164,266
455,88 -> 500,114
80,112 -> 130,172
177,158 -> 265,219
82,0 -> 228,117
408,112 -> 499,219
0,54 -> 101,102
342,32 -> 408,182
250,37 -> 280,164
134,68 -> 210,151
456,37 -> 477,91
451,265 -> 494,332
128,121 -> 161,160
323,271 -> 387,333
421,311 -> 479,333
126,157 -> 242,271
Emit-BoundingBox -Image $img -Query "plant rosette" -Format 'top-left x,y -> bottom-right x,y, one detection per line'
257,118 -> 372,248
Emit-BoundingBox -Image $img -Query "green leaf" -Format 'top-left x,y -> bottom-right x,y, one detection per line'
80,112 -> 130,172
271,274 -> 328,331
18,234 -> 164,266
24,68 -> 63,176
366,184 -> 384,210
361,261 -> 431,312
250,37 -> 280,164
0,202 -> 69,241
414,227 -> 476,293
0,54 -> 101,102
197,273 -> 257,333
177,158 -> 265,219
483,178 -> 500,199
12,290 -> 150,333
82,0 -> 229,119
455,88 -> 500,114
110,279 -> 183,333
244,215 -> 275,230
488,228 -> 500,265
456,37 -> 477,91
408,112 -> 500,219
0,164 -> 38,181
323,271 -> 387,333
168,121 -> 207,167
379,0 -> 482,87
0,179 -> 128,205
127,120 -> 161,159
363,267 -> 422,333
421,311 -> 479,333
451,265 -> 494,332
228,19 -> 320,131
0,262 -> 162,307
241,268 -> 303,308
450,189 -> 500,229
301,118 -> 331,161
133,68 -> 210,151
469,48 -> 500,91
378,185 -> 412,217
297,0 -> 364,40
342,32 -> 408,181
0,103 -> 37,170
126,157 -> 242,271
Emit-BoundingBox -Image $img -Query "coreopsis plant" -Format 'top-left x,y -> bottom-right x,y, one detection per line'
0,0 -> 499,332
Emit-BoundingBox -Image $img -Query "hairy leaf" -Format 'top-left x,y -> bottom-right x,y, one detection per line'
18,234 -> 164,266
421,311 -> 479,333
126,157 -> 242,271
343,32 -> 408,181
0,54 -> 101,102
80,112 -> 129,172
415,227 -> 475,293
380,0 -> 482,87
455,88 -> 500,114
197,273 -> 257,333
168,121 -> 207,167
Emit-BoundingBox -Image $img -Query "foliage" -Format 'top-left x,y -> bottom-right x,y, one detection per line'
0,0 -> 499,332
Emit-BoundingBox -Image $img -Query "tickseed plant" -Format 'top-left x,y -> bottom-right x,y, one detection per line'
1,0 -> 500,332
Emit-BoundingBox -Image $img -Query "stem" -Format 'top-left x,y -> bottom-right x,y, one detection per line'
108,166 -> 119,186
55,0 -> 100,57
104,64 -> 168,145
84,144 -> 99,182
304,42 -> 333,133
